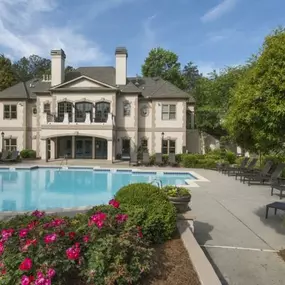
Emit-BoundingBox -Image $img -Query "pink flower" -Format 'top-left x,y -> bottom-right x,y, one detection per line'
1,229 -> 14,241
47,268 -> 56,279
19,228 -> 29,238
32,210 -> 45,218
19,258 -> 32,271
66,244 -> 80,260
109,199 -> 120,208
68,232 -> 76,240
21,275 -> 30,285
44,218 -> 65,228
116,214 -> 128,224
27,220 -> 39,230
50,218 -> 65,227
44,233 -> 57,244
35,275 -> 51,285
83,235 -> 90,243
22,239 -> 37,252
89,212 -> 107,228
0,242 -> 4,255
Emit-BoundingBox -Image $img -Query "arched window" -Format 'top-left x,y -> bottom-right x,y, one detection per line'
75,102 -> 93,122
95,102 -> 110,122
58,102 -> 73,122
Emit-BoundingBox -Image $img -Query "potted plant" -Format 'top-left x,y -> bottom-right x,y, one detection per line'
162,186 -> 191,213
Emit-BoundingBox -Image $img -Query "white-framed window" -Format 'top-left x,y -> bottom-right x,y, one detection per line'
123,101 -> 131,116
43,103 -> 51,114
5,138 -> 17,151
162,104 -> 176,120
4,105 -> 17,119
162,139 -> 176,154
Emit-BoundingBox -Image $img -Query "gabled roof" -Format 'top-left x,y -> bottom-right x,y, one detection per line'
51,75 -> 116,90
127,77 -> 195,102
0,79 -> 51,100
66,67 -> 116,86
0,66 -> 194,102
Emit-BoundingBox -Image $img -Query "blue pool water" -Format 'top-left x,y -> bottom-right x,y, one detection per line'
0,168 -> 195,211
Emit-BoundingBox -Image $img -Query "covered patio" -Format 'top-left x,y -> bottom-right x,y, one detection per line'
41,133 -> 114,161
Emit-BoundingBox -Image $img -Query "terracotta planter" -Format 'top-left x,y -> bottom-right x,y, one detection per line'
168,195 -> 191,213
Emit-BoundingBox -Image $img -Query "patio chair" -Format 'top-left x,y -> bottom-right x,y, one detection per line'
224,157 -> 250,175
240,160 -> 273,182
169,153 -> 178,167
155,153 -> 163,166
142,152 -> 150,166
234,158 -> 259,180
0,150 -> 9,162
244,163 -> 285,186
2,151 -> 19,163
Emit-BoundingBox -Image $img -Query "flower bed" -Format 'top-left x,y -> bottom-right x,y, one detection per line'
0,200 -> 153,285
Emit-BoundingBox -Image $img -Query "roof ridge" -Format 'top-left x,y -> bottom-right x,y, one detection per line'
150,80 -> 167,97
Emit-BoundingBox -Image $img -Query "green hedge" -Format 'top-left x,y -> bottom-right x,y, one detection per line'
115,183 -> 177,244
20,149 -> 36,159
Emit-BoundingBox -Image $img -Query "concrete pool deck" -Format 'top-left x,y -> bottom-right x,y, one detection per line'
190,169 -> 285,285
0,160 -> 285,284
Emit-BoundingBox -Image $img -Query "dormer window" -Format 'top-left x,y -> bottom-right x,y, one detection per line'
123,101 -> 131,117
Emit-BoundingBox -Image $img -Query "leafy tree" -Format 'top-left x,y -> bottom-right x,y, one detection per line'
65,65 -> 75,73
194,66 -> 246,138
0,55 -> 17,91
224,28 -> 285,153
13,55 -> 51,81
181,61 -> 201,93
141,47 -> 185,89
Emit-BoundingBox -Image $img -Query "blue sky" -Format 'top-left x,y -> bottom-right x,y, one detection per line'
0,0 -> 284,76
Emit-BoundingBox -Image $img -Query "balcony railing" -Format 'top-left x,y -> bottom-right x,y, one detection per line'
43,112 -> 114,125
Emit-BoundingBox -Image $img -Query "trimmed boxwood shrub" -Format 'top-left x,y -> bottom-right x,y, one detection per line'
115,183 -> 176,244
20,149 -> 36,159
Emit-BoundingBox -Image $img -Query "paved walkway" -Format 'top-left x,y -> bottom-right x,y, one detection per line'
191,169 -> 285,285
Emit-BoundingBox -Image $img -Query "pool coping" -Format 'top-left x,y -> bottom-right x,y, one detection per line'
177,219 -> 222,285
0,165 -> 209,183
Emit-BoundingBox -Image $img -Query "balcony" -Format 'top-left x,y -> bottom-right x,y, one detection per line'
42,112 -> 115,125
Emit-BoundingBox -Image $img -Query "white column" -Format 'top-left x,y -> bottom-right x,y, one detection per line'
41,139 -> 47,161
107,140 -> 113,161
50,139 -> 55,159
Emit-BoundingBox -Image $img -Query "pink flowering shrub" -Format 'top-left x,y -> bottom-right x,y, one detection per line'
0,200 -> 153,285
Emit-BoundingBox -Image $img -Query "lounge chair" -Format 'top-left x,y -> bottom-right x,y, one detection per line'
169,153 -> 178,167
234,158 -> 259,180
155,153 -> 163,166
224,157 -> 250,175
142,152 -> 150,166
2,151 -> 19,163
243,163 -> 285,186
238,160 -> 273,182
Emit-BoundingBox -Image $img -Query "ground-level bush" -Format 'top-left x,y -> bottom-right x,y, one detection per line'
0,201 -> 153,285
115,183 -> 177,244
20,149 -> 36,159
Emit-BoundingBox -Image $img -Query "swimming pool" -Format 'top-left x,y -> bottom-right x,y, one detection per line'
0,167 -> 196,212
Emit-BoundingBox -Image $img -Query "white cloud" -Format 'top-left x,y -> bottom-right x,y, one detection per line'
201,0 -> 238,23
0,0 -> 111,66
197,62 -> 219,76
142,14 -> 158,51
